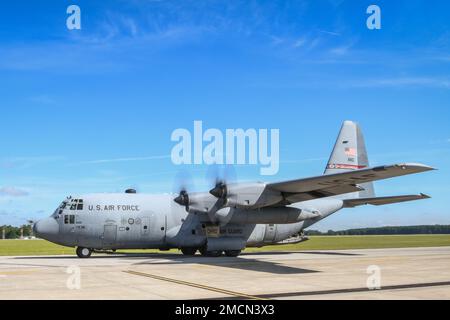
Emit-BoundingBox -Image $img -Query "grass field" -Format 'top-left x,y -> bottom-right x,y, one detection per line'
1,235 -> 450,256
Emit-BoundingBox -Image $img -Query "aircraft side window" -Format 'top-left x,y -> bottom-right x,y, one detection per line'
69,215 -> 75,224
64,215 -> 69,224
76,199 -> 83,210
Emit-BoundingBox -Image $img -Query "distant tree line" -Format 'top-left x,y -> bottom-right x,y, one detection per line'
306,225 -> 450,236
0,225 -> 33,239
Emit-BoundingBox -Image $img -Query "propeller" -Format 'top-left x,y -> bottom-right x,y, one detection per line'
174,190 -> 190,208
206,164 -> 236,201
209,181 -> 227,199
206,165 -> 239,223
172,170 -> 194,212
172,165 -> 238,222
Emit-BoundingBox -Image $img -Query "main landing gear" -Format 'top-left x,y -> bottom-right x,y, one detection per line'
180,247 -> 242,257
180,247 -> 198,256
76,247 -> 93,258
224,250 -> 241,257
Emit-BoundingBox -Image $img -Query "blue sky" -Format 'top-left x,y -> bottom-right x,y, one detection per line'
0,0 -> 449,230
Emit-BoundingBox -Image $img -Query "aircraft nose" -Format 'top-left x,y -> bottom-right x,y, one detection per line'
34,218 -> 59,240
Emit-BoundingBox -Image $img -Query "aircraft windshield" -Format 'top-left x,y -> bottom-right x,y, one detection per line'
51,197 -> 84,219
68,199 -> 84,210
60,201 -> 68,210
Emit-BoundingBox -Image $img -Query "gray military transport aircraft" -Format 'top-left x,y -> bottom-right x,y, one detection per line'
34,121 -> 435,258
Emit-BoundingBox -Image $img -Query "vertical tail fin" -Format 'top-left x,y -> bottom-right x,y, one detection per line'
324,121 -> 375,198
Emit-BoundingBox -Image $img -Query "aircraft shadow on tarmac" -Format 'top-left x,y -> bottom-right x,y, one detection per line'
129,253 -> 320,275
12,251 -> 335,275
242,251 -> 362,257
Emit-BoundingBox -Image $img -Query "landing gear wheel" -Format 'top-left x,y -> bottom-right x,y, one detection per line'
208,251 -> 223,257
76,247 -> 92,258
181,247 -> 198,256
199,248 -> 223,257
199,247 -> 208,256
224,250 -> 242,257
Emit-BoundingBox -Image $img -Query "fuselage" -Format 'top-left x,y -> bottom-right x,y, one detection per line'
34,193 -> 344,251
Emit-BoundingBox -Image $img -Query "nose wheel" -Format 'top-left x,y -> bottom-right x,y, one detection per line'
76,247 -> 93,258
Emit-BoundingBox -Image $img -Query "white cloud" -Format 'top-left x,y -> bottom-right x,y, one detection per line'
29,95 -> 56,105
69,155 -> 170,166
293,37 -> 307,48
330,46 -> 349,55
0,187 -> 29,197
281,157 -> 327,164
318,30 -> 341,36
307,37 -> 321,50
349,77 -> 450,89
0,156 -> 65,169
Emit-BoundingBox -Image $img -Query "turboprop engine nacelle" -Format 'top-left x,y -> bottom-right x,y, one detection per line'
213,206 -> 322,225
210,182 -> 283,209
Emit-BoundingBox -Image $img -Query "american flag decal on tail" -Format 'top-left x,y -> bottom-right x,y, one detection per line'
345,147 -> 357,157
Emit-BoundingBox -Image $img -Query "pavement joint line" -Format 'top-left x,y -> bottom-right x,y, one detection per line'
123,270 -> 270,301
251,281 -> 450,299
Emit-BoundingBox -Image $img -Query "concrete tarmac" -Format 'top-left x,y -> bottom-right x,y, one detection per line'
1,247 -> 450,300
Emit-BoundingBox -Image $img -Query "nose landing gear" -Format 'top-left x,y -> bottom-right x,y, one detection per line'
76,247 -> 93,258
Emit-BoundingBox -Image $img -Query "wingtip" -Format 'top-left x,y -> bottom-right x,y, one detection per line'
419,193 -> 431,199
400,163 -> 437,171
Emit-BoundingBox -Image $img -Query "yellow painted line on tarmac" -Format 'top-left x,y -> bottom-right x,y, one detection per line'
124,270 -> 269,301
0,269 -> 39,275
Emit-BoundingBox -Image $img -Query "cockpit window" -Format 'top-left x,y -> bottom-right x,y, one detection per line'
64,215 -> 76,224
67,199 -> 84,211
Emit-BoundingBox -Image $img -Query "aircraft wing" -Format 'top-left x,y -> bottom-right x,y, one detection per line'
343,194 -> 430,208
267,163 -> 434,203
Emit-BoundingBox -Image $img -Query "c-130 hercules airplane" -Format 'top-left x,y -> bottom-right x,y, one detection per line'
34,121 -> 435,258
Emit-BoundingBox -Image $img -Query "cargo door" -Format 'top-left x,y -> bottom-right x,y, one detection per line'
102,224 -> 117,247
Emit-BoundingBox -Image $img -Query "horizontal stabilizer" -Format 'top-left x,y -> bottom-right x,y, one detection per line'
343,194 -> 430,208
